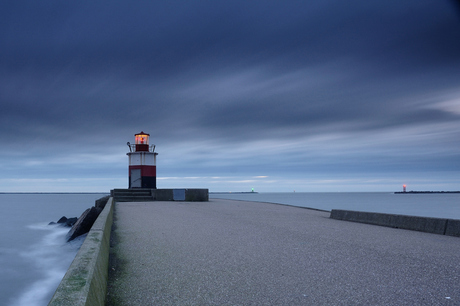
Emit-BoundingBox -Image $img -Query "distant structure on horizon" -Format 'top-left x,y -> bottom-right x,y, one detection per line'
127,131 -> 158,189
403,184 -> 406,192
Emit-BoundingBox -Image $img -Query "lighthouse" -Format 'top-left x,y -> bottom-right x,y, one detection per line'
127,131 -> 158,189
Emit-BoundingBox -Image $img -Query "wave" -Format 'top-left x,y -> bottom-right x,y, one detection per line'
8,224 -> 85,306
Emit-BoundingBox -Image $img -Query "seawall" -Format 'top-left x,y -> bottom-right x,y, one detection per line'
330,209 -> 460,237
48,197 -> 114,306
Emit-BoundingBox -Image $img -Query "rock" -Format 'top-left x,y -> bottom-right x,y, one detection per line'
65,217 -> 78,227
53,216 -> 78,227
57,216 -> 68,224
66,207 -> 101,242
51,216 -> 77,227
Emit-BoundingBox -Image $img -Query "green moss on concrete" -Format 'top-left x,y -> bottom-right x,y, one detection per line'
90,236 -> 101,243
67,275 -> 87,289
106,207 -> 130,306
48,198 -> 114,306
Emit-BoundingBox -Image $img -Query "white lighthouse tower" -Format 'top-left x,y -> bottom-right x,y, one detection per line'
127,131 -> 158,188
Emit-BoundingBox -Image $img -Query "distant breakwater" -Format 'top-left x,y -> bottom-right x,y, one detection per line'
210,192 -> 258,194
395,191 -> 460,194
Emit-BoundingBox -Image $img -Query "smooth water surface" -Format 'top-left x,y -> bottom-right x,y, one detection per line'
210,192 -> 460,219
0,193 -> 107,306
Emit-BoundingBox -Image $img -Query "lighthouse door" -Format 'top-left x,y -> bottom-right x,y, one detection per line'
130,169 -> 142,188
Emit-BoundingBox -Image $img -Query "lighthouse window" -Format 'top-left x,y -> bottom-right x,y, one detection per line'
135,133 -> 149,145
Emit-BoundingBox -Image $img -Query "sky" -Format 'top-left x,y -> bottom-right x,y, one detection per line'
1,1 -> 460,192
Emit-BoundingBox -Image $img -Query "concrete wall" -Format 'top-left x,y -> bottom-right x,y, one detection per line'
111,188 -> 209,202
446,219 -> 460,237
184,189 -> 209,201
48,197 -> 114,306
153,189 -> 209,201
154,188 -> 174,201
330,209 -> 460,237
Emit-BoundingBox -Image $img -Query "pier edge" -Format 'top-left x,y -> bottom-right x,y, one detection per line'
48,197 -> 114,306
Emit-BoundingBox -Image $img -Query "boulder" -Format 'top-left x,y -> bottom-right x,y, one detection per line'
66,207 -> 101,242
57,216 -> 68,224
65,217 -> 78,227
49,216 -> 77,227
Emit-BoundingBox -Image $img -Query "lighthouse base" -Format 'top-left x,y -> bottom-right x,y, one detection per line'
129,166 -> 156,189
129,176 -> 156,189
111,188 -> 209,202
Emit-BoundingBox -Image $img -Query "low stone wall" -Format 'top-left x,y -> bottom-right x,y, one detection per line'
48,197 -> 114,306
446,219 -> 460,237
111,188 -> 209,202
154,188 -> 209,201
330,209 -> 460,237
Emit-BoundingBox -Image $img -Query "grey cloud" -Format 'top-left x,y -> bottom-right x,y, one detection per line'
1,0 -> 459,191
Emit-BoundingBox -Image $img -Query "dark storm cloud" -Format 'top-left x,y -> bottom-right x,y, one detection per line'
3,1 -> 459,74
1,0 -> 460,191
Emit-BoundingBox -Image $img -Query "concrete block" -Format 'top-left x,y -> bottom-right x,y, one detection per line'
154,189 -> 174,201
445,219 -> 460,237
95,195 -> 110,209
394,215 -> 446,235
185,189 -> 209,201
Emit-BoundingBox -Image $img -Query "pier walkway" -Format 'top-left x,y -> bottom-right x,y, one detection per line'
106,199 -> 460,305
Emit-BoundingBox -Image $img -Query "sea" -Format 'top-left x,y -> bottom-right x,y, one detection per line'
210,192 -> 460,219
0,193 -> 108,306
1,192 -> 459,306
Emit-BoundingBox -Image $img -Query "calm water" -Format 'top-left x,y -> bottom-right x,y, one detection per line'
210,192 -> 460,219
0,193 -> 107,306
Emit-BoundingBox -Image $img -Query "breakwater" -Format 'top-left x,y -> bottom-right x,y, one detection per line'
48,194 -> 459,305
107,199 -> 460,304
395,191 -> 460,194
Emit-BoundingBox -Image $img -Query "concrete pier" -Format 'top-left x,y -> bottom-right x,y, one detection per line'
49,198 -> 113,306
106,199 -> 460,305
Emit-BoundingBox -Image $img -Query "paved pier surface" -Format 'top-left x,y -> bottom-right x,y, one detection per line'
107,199 -> 460,305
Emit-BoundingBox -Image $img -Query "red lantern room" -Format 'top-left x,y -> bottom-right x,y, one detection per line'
127,132 -> 158,189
